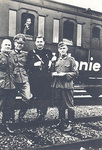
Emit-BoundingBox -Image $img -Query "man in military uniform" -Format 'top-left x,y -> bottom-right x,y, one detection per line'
26,35 -> 52,123
52,39 -> 78,132
0,39 -> 15,133
13,33 -> 32,122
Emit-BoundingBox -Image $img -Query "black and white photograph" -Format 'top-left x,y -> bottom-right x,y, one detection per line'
0,0 -> 102,150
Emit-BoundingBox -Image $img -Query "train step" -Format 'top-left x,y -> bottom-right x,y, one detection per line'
74,85 -> 102,105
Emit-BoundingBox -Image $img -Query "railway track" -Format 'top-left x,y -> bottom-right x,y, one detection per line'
8,116 -> 102,150
0,110 -> 102,149
0,88 -> 102,150
2,112 -> 101,150
22,138 -> 102,150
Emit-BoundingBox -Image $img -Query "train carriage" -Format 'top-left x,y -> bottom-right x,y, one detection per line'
0,0 -> 102,98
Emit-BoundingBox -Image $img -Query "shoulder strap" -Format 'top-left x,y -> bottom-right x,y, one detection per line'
33,49 -> 44,64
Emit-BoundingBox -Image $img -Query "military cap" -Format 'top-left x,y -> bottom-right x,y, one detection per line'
13,33 -> 26,43
58,39 -> 73,48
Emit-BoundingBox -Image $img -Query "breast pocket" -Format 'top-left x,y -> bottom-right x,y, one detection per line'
0,72 -> 5,79
64,64 -> 71,71
54,62 -> 58,67
0,57 -> 7,64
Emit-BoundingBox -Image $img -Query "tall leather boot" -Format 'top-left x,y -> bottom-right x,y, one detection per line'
18,102 -> 28,123
18,111 -> 26,122
68,108 -> 74,121
56,108 -> 66,131
63,119 -> 72,132
38,107 -> 47,125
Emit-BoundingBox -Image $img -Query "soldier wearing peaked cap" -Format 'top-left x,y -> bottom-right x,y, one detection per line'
12,33 -> 32,123
13,33 -> 26,42
58,39 -> 73,48
52,39 -> 78,132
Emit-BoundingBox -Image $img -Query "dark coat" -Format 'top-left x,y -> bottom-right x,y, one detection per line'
26,48 -> 52,77
26,48 -> 52,100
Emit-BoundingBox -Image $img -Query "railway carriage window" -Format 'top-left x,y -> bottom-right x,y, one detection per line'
21,13 -> 34,36
77,24 -> 82,46
9,10 -> 16,37
92,27 -> 100,38
63,21 -> 74,44
53,19 -> 59,43
38,16 -> 45,37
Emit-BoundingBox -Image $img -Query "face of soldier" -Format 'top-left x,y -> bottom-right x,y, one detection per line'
58,45 -> 68,57
1,39 -> 12,51
14,41 -> 24,51
35,37 -> 45,50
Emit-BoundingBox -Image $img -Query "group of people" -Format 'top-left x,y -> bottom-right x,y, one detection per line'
0,33 -> 78,134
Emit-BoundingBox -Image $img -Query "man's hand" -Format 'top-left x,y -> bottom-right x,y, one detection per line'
34,61 -> 42,66
52,72 -> 58,76
48,60 -> 52,69
51,55 -> 57,62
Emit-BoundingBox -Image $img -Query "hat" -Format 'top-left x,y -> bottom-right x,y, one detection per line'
58,39 -> 73,48
13,33 -> 26,43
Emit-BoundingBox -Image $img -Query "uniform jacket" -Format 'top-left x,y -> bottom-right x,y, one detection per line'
12,50 -> 29,83
52,55 -> 78,89
26,48 -> 52,78
0,50 -> 15,89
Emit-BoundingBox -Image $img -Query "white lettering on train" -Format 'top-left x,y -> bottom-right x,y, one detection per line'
76,57 -> 101,72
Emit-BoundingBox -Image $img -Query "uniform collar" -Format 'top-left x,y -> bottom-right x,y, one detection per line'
15,50 -> 22,54
59,54 -> 68,60
2,50 -> 11,56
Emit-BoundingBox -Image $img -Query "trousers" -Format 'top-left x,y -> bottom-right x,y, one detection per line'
0,89 -> 15,124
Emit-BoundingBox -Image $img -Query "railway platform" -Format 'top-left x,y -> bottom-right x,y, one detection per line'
0,105 -> 102,150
